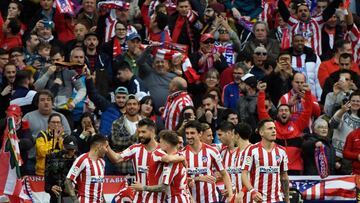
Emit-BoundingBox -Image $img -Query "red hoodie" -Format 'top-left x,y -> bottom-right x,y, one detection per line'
257,90 -> 313,171
343,128 -> 360,174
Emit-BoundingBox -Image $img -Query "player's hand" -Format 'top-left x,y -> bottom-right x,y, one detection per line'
197,175 -> 216,183
187,178 -> 195,188
51,185 -> 62,196
251,190 -> 263,202
130,182 -> 144,191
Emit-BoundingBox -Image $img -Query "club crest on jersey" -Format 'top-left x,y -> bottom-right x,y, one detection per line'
202,156 -> 208,162
71,166 -> 79,175
138,166 -> 148,173
245,156 -> 252,165
288,125 -> 294,131
276,155 -> 281,164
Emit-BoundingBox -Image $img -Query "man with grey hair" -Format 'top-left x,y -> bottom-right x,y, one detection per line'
162,77 -> 193,130
242,21 -> 280,63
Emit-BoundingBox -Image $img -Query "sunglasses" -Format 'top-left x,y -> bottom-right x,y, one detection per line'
203,39 -> 215,44
255,52 -> 267,56
297,2 -> 308,7
218,30 -> 228,34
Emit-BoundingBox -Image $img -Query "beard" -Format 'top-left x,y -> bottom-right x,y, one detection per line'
139,137 -> 151,144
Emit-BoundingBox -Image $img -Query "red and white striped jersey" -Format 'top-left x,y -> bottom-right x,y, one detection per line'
119,144 -> 158,203
144,149 -> 167,203
162,91 -> 193,130
220,146 -> 248,192
162,160 -> 191,203
182,143 -> 224,203
66,153 -> 105,203
241,142 -> 288,203
288,16 -> 323,56
345,24 -> 360,65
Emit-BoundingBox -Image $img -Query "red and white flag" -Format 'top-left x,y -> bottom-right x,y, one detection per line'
55,0 -> 75,15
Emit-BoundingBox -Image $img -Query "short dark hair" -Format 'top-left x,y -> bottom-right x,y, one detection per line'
48,113 -> 62,123
7,18 -> 21,35
35,89 -> 54,106
177,0 -> 190,5
138,118 -> 156,131
159,130 -> 179,146
278,49 -> 291,59
235,122 -> 252,140
222,108 -> 238,121
184,120 -> 202,133
257,118 -> 274,131
339,53 -> 352,60
50,46 -> 65,57
114,60 -> 132,72
217,121 -> 235,132
0,48 -> 8,56
155,12 -> 168,30
89,134 -> 108,148
9,0 -> 23,12
334,39 -> 351,53
14,70 -> 31,88
202,93 -> 216,102
9,47 -> 23,56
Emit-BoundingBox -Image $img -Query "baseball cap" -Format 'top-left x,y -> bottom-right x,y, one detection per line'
43,20 -> 54,29
242,73 -> 257,88
63,136 -> 78,150
126,32 -> 141,41
200,33 -> 214,42
84,32 -> 98,40
115,86 -> 129,95
126,94 -> 140,103
6,104 -> 22,117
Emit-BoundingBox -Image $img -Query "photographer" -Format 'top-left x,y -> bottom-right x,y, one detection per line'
45,135 -> 78,203
35,113 -> 66,176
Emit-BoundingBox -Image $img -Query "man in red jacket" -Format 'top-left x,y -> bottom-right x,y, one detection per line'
343,128 -> 360,174
257,82 -> 312,175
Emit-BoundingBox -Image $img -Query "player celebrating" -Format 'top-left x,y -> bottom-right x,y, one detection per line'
241,119 -> 290,203
183,120 -> 233,203
130,130 -> 192,202
106,118 -> 184,203
65,135 -> 109,203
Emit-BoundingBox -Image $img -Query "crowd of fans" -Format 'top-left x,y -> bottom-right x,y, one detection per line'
0,0 -> 360,199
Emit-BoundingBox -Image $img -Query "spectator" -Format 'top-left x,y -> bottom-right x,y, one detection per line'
224,0 -> 261,20
101,21 -> 128,61
146,9 -> 171,43
0,104 -> 34,175
270,13 -> 290,50
175,105 -> 197,137
23,90 -> 71,175
279,72 -> 321,132
24,33 -> 40,65
110,94 -> 142,175
242,21 -> 280,63
137,46 -> 177,111
118,32 -> 142,76
0,17 -> 22,50
222,62 -> 245,110
77,0 -> 98,30
222,108 -> 239,125
190,69 -> 220,108
65,20 -> 89,57
343,128 -> 360,174
139,95 -> 163,131
113,60 -> 148,96
198,93 -> 226,133
318,39 -> 360,88
324,69 -> 359,117
168,0 -> 201,53
257,82 -> 313,174
9,47 -> 25,70
35,113 -> 66,176
0,48 -> 9,75
288,34 -> 322,100
10,70 -> 37,115
28,0 -> 55,32
71,112 -> 96,154
321,53 -> 360,105
277,0 -> 341,56
330,91 -> 360,174
0,63 -> 16,117
302,117 -> 336,175
249,45 -> 273,81
190,33 -> 228,78
4,0 -> 25,35
85,68 -> 128,137
162,77 -> 193,130
264,50 -> 293,105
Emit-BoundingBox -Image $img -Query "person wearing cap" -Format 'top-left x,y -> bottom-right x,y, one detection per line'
85,67 -> 128,137
110,94 -> 142,175
249,45 -> 273,81
34,19 -> 64,50
0,104 -> 34,175
190,33 -> 228,78
236,73 -> 260,142
241,21 -> 280,64
84,32 -> 112,75
277,0 -> 341,56
116,32 -> 142,76
44,135 -> 78,203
